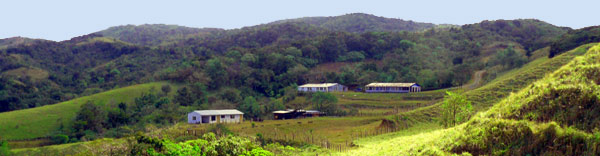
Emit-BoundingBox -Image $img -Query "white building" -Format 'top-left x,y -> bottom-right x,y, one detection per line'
297,83 -> 347,92
365,83 -> 421,93
187,109 -> 244,124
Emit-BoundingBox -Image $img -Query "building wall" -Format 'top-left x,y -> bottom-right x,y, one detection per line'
365,85 -> 421,93
188,112 -> 201,124
188,113 -> 242,124
298,84 -> 347,92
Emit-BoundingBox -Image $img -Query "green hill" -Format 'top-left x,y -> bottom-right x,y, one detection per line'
95,24 -> 223,46
270,13 -> 436,33
342,43 -> 600,155
0,37 -> 42,49
390,43 -> 596,127
0,82 -> 173,140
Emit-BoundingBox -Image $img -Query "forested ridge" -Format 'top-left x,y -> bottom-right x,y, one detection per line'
0,13 -> 573,114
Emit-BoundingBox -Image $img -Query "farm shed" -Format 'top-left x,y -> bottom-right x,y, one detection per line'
188,109 -> 244,124
273,109 -> 325,120
297,83 -> 347,92
365,83 -> 421,93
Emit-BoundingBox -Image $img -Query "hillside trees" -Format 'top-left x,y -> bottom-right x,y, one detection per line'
488,46 -> 527,69
174,83 -> 207,106
0,18 -> 569,113
549,26 -> 600,57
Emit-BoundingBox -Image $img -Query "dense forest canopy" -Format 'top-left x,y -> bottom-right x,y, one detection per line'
95,24 -> 224,46
270,13 -> 437,33
0,13 -> 577,114
549,26 -> 600,57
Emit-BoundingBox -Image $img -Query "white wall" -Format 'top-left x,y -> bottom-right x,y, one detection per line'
188,112 -> 201,124
187,112 -> 242,124
218,114 -> 241,123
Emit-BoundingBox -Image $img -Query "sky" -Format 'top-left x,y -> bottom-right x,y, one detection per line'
1,0 -> 597,41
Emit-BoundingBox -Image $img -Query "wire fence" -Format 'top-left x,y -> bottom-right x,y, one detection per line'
173,120 -> 409,153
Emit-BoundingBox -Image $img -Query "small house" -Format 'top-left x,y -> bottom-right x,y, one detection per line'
365,83 -> 421,93
187,109 -> 244,124
297,83 -> 347,92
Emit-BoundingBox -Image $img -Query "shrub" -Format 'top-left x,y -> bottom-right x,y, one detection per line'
140,132 -> 272,156
0,140 -> 10,156
51,134 -> 69,144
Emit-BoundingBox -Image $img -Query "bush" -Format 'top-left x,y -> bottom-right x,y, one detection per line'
0,140 -> 10,156
138,132 -> 272,156
51,134 -> 69,144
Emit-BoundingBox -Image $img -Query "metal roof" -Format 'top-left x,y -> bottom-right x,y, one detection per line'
365,83 -> 418,87
298,83 -> 340,88
190,109 -> 244,116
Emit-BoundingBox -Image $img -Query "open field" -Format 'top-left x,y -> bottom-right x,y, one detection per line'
0,82 -> 177,141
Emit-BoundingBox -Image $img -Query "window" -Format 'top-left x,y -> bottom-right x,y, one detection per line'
192,116 -> 196,120
211,116 -> 216,121
221,115 -> 225,119
230,115 -> 235,118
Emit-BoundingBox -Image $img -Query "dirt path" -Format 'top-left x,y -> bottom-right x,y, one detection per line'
461,70 -> 486,90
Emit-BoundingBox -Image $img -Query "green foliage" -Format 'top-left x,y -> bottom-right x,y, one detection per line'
310,92 -> 341,115
440,91 -> 473,127
0,82 -> 170,140
336,51 -> 365,62
138,132 -> 272,156
398,40 -> 416,51
344,44 -> 600,155
51,134 -> 69,144
206,59 -> 228,89
550,26 -> 600,57
488,45 -> 527,69
96,24 -> 222,46
161,85 -> 172,95
276,13 -> 435,33
0,140 -> 10,156
240,96 -> 263,119
73,101 -> 107,136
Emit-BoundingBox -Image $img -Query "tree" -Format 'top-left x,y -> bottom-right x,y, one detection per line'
161,85 -> 172,95
73,101 -> 107,135
175,87 -> 193,106
159,97 -> 181,124
240,96 -> 262,120
398,40 -> 416,51
310,92 -> 339,115
440,91 -> 473,127
206,59 -> 228,89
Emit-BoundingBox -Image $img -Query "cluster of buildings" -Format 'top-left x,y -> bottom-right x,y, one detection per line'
298,82 -> 421,93
188,82 -> 421,124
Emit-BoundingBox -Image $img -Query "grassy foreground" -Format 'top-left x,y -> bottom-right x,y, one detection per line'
0,82 -> 175,140
341,43 -> 600,155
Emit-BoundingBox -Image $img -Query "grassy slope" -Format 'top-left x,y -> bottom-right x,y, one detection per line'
391,43 -> 596,126
342,43 -> 600,155
0,82 -> 174,140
